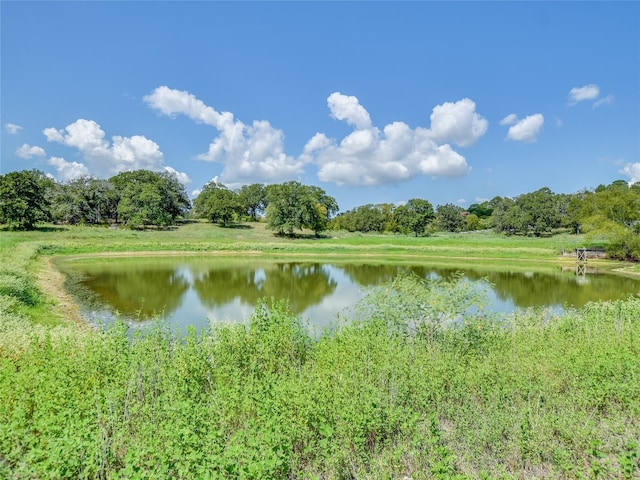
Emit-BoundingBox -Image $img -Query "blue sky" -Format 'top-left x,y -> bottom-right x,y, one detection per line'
2,1 -> 639,211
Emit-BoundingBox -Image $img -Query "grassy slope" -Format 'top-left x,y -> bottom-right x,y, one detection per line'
0,223 -> 639,479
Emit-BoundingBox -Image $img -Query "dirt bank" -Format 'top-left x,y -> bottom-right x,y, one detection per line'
36,256 -> 88,328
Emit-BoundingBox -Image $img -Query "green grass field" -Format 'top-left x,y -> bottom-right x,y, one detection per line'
1,223 -> 639,478
0,220 -> 612,259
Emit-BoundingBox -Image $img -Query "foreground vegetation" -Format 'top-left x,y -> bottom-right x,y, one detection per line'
0,225 -> 639,478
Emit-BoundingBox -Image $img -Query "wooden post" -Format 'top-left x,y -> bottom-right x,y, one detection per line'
576,248 -> 587,278
576,248 -> 587,263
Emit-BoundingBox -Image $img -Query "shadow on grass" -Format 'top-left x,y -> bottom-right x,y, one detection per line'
272,232 -> 331,240
0,225 -> 70,233
220,223 -> 254,230
37,226 -> 71,232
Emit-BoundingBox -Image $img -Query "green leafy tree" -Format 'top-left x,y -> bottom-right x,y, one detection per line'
491,197 -> 527,234
0,169 -> 51,230
554,193 -> 574,230
515,187 -> 561,236
49,181 -> 85,225
350,204 -> 394,232
394,198 -> 434,236
89,177 -> 120,223
579,180 -> 640,229
329,211 -> 349,231
50,176 -> 117,225
193,181 -> 242,226
306,185 -> 339,235
266,181 -> 338,236
379,203 -> 397,232
567,191 -> 591,234
109,170 -> 190,228
159,172 -> 191,221
350,205 -> 380,233
119,183 -> 166,227
238,183 -> 267,221
435,203 -> 465,232
331,204 -> 387,233
467,201 -> 493,219
490,188 -> 562,236
574,181 -> 640,260
393,205 -> 411,235
465,213 -> 482,231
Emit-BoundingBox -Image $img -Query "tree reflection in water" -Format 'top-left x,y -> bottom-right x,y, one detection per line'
80,268 -> 189,319
192,263 -> 337,314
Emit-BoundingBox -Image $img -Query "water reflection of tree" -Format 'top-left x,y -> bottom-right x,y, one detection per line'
264,264 -> 338,313
84,269 -> 189,319
339,264 -> 432,286
341,264 -> 639,308
458,269 -> 639,308
192,263 -> 337,314
191,267 -> 260,307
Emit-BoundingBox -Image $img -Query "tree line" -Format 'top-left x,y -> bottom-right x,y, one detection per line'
330,200 -> 470,236
331,183 -> 639,259
0,169 -> 190,230
1,169 -> 638,259
193,180 -> 338,235
0,169 -> 338,236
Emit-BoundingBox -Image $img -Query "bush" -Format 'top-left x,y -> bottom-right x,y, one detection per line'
0,272 -> 40,306
607,231 -> 640,261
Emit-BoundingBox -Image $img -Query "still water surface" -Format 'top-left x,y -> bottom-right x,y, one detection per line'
58,257 -> 640,332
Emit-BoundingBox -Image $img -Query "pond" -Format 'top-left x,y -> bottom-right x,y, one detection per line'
56,256 -> 640,332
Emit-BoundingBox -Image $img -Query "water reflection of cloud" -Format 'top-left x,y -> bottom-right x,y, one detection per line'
254,268 -> 266,288
206,297 -> 254,326
302,281 -> 365,332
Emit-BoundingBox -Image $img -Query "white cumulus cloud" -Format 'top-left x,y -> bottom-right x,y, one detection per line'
42,118 -> 189,181
568,84 -> 600,105
621,162 -> 640,184
143,85 -> 234,130
301,93 -> 478,186
5,123 -> 22,134
164,166 -> 191,185
144,87 -> 488,187
593,94 -> 615,108
144,86 -> 304,184
16,144 -> 46,159
427,98 -> 488,147
499,114 -> 518,126
327,92 -> 372,130
505,114 -> 544,142
47,157 -> 91,182
302,133 -> 332,154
